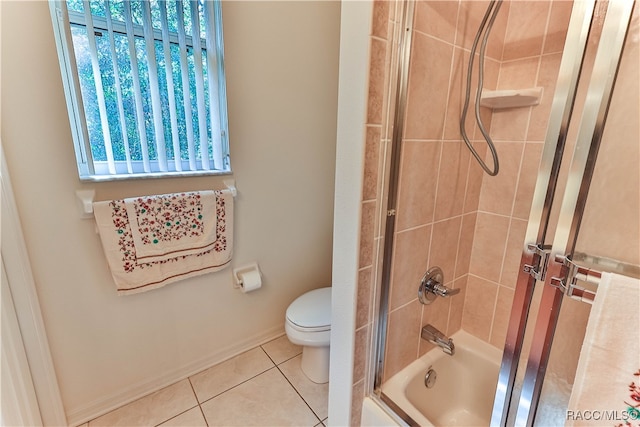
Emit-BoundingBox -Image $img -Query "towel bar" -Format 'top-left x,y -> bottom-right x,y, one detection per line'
550,253 -> 640,304
223,179 -> 237,198
76,189 -> 95,218
79,181 -> 237,219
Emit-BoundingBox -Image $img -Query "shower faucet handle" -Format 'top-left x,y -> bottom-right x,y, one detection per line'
418,266 -> 460,305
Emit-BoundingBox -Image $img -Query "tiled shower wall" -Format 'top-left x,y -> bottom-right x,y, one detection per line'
462,0 -> 572,348
350,0 -> 571,424
350,1 -> 396,424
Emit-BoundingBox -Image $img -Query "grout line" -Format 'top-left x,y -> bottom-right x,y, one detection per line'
451,211 -> 466,287
416,303 -> 425,360
197,365 -> 275,406
260,343 -> 279,365
395,221 -> 432,235
274,364 -> 324,424
487,278 -> 502,345
539,0 -> 554,59
184,379 -> 210,427
260,343 -> 302,367
152,404 -> 202,427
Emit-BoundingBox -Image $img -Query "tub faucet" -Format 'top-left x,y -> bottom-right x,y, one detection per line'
421,324 -> 455,356
418,266 -> 460,305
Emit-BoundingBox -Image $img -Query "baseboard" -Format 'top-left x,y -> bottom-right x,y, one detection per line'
65,324 -> 285,426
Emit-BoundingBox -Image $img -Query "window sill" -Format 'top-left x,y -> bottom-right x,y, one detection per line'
79,169 -> 233,183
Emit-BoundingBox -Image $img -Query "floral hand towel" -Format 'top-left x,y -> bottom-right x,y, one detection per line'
124,191 -> 219,263
93,190 -> 233,295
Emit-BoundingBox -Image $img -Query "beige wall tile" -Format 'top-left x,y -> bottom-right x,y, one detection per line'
490,108 -> 531,142
500,219 -> 528,288
543,0 -> 573,54
502,1 -> 550,61
430,216 -> 463,282
396,140 -> 441,230
448,275 -> 468,334
419,297 -> 451,356
372,0 -> 390,40
435,141 -> 470,220
367,38 -> 388,125
471,57 -> 500,141
444,48 -> 499,141
404,34 -> 454,139
513,142 -> 544,220
490,286 -> 515,348
461,275 -> 498,342
389,225 -> 432,310
351,381 -> 365,427
498,56 -> 540,91
457,0 -> 508,60
384,300 -> 422,381
359,201 -> 376,268
415,0 -> 460,44
363,126 -> 382,202
528,53 -> 562,141
491,57 -> 540,142
463,141 -> 487,214
469,212 -> 510,282
353,325 -> 371,384
478,141 -> 524,216
455,213 -> 477,279
574,14 -> 640,267
356,268 -> 373,329
444,48 -> 469,141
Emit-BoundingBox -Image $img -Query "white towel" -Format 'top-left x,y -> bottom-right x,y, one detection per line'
124,191 -> 219,263
93,190 -> 233,295
566,272 -> 640,426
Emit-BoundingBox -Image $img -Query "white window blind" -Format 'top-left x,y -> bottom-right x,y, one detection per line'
50,0 -> 231,181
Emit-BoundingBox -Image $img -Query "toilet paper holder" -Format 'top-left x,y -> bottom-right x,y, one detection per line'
232,262 -> 262,291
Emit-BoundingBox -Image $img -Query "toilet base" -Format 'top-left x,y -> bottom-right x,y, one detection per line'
301,345 -> 330,384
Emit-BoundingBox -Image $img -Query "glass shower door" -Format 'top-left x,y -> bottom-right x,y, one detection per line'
495,0 -> 638,425
528,2 -> 639,424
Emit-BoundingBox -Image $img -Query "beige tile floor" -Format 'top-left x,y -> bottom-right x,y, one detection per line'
79,336 -> 328,427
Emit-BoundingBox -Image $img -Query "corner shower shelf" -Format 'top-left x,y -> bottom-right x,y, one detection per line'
480,87 -> 543,109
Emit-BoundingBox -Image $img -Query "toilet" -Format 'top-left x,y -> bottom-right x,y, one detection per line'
285,287 -> 331,384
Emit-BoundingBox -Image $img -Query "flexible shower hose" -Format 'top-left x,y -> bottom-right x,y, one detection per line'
460,0 -> 503,176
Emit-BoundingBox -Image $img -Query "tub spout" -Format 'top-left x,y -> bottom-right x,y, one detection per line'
421,324 -> 455,356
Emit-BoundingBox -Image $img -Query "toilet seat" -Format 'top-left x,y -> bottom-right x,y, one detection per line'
285,287 -> 331,332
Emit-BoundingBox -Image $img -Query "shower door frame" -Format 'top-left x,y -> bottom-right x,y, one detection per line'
490,0 -> 596,422
370,0 -> 637,425
493,0 -> 636,425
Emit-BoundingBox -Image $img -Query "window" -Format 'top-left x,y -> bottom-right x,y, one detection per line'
50,0 -> 231,181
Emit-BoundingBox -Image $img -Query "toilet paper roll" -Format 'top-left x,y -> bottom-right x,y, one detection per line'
239,270 -> 262,293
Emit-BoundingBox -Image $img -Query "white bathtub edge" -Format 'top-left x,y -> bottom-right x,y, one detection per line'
378,330 -> 503,426
361,396 -> 408,427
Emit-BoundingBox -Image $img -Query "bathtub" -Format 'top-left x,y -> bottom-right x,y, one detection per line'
372,330 -> 502,426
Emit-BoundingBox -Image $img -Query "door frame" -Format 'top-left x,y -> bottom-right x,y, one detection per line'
1,145 -> 67,426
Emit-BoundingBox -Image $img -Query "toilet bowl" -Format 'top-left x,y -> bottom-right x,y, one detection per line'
285,287 -> 331,384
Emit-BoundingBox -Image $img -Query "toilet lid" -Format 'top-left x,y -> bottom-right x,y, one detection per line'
286,287 -> 331,332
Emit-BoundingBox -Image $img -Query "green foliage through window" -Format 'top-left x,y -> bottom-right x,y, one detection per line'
51,0 -> 230,180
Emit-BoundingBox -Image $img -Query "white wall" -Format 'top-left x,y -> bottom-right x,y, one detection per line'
1,1 -> 340,423
329,0 -> 372,425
